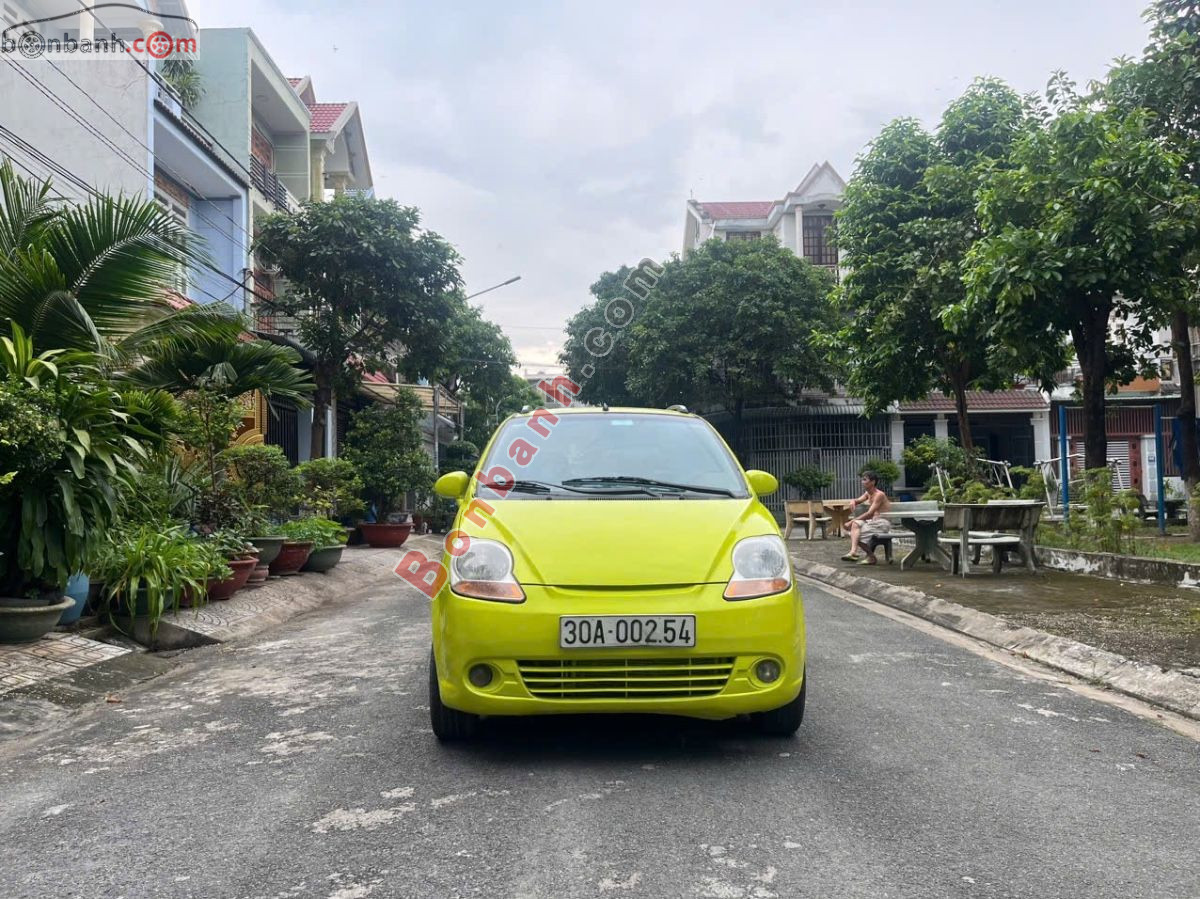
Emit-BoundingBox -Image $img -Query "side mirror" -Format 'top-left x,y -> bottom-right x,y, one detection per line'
434,471 -> 471,499
745,470 -> 778,497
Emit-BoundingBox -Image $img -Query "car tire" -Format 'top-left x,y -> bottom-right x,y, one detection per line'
429,648 -> 479,742
752,670 -> 806,736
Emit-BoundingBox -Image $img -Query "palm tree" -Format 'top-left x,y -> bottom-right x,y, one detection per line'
122,330 -> 314,403
0,159 -> 238,362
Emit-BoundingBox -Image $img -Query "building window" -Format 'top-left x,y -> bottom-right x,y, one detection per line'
153,170 -> 190,295
251,126 -> 274,169
726,231 -> 762,241
802,213 -> 836,266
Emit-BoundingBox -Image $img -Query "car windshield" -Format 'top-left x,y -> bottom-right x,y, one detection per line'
478,413 -> 748,499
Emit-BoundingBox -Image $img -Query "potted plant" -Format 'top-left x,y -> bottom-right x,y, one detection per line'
342,397 -> 436,548
294,517 -> 349,573
224,444 -> 299,564
91,525 -> 214,642
859,458 -> 902,493
0,330 -> 174,643
271,518 -> 317,576
783,465 -> 834,500
296,457 -> 366,524
202,529 -> 258,601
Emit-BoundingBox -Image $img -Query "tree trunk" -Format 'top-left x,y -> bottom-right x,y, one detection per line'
1072,304 -> 1112,472
1170,309 -> 1200,539
950,372 -> 974,454
311,375 -> 332,461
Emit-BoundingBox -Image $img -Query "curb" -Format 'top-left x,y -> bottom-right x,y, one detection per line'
792,557 -> 1200,721
133,544 -> 410,651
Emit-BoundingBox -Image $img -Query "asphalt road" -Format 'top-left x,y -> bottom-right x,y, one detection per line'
1,562 -> 1198,899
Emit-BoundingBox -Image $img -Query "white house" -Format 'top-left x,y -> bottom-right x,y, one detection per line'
683,161 -> 845,273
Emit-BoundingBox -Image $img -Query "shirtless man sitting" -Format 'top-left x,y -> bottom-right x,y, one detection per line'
841,470 -> 892,564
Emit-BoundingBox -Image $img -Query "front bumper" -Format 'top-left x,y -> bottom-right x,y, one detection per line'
431,582 -> 805,720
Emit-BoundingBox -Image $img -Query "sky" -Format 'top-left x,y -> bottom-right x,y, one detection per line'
193,0 -> 1151,373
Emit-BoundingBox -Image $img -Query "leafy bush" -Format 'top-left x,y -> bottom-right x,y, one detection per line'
0,326 -> 176,596
279,516 -> 347,547
859,458 -> 901,490
342,395 -> 436,517
296,457 -> 365,521
1064,468 -> 1141,555
1009,466 -> 1046,501
903,435 -> 980,488
783,465 -> 834,499
439,440 -> 480,475
92,524 -> 225,638
223,444 -> 299,524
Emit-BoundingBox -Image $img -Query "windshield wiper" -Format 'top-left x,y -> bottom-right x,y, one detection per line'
561,475 -> 736,497
476,478 -> 643,496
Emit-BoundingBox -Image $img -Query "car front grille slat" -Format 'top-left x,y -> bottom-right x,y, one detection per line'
516,656 -> 735,699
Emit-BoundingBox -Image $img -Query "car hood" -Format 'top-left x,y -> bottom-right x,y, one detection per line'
458,497 -> 777,586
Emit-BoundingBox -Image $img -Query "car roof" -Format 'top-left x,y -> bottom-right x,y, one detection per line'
507,406 -> 691,420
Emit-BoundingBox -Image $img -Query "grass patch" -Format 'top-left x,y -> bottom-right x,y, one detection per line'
1039,524 -> 1200,563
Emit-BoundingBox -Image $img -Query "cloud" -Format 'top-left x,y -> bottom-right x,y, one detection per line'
190,0 -> 1149,368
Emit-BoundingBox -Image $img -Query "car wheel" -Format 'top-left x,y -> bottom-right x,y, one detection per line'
752,669 -> 806,736
429,648 -> 479,742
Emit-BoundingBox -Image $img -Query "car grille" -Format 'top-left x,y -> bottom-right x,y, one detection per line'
516,657 -> 735,699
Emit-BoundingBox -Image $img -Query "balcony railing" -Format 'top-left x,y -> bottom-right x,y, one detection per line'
249,156 -> 295,212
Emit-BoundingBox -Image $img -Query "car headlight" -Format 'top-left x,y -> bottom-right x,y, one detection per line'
450,538 -> 525,602
724,535 -> 792,600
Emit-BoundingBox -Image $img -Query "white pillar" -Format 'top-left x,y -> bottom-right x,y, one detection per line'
794,208 -> 804,256
324,404 -> 335,458
78,9 -> 95,41
890,413 -> 907,488
1032,411 -> 1052,463
934,414 -> 949,442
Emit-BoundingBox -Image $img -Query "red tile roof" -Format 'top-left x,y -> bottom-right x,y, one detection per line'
287,77 -> 304,87
308,102 -> 349,132
899,390 -> 1048,413
362,370 -> 390,384
697,200 -> 775,220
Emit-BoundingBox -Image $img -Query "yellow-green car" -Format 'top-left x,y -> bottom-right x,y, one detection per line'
428,406 -> 805,740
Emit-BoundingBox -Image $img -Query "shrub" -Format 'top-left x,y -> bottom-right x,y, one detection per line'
342,394 -> 436,518
279,516 -> 347,547
902,435 -> 979,488
783,465 -> 834,499
859,458 -> 901,490
1066,468 -> 1141,555
223,444 -> 299,524
439,440 -> 480,475
296,457 -> 365,521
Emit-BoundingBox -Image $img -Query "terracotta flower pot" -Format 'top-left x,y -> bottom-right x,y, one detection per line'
244,564 -> 270,588
301,545 -> 344,573
206,558 -> 259,601
358,522 -> 413,548
269,541 -> 313,576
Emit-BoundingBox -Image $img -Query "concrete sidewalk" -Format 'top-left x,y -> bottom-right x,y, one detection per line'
789,536 -> 1200,721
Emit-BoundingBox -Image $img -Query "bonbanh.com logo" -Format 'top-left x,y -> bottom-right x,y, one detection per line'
1,3 -> 197,61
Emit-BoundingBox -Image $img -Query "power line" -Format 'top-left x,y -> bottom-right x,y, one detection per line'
0,122 -> 273,308
3,57 -> 256,269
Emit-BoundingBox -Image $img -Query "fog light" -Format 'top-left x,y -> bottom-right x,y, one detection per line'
755,659 -> 782,684
468,664 -> 494,687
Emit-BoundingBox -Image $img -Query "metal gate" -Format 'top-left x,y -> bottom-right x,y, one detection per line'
728,407 -> 891,521
267,398 -> 299,465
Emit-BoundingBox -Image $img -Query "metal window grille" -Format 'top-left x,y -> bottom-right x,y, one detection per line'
266,398 -> 299,465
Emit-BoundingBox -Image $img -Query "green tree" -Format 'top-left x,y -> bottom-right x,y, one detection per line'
835,80 -> 1027,451
1107,0 -> 1200,535
122,328 -> 313,403
255,195 -> 462,460
461,373 -> 540,449
436,297 -> 516,410
965,77 -> 1200,469
626,238 -> 836,455
560,266 -> 643,405
341,390 -> 436,518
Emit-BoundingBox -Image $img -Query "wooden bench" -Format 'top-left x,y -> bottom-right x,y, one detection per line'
855,500 -> 937,562
784,500 -> 832,540
938,502 -> 1044,576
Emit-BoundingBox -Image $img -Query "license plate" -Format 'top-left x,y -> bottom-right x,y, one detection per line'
559,615 -> 696,648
